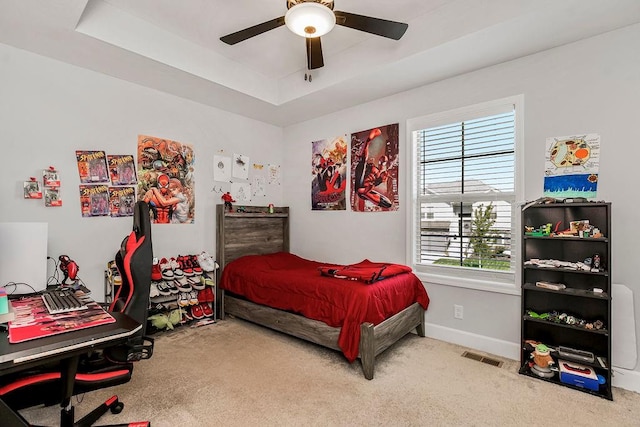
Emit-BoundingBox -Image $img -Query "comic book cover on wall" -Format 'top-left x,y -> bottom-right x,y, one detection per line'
350,123 -> 399,212
311,136 -> 348,210
137,135 -> 195,224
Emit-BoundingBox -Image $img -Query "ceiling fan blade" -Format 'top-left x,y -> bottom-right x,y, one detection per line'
306,37 -> 324,70
334,11 -> 408,40
220,16 -> 285,45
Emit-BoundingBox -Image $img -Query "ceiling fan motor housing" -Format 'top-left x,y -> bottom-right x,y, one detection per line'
287,0 -> 334,11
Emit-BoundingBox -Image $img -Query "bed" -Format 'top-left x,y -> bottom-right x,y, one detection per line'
216,205 -> 430,379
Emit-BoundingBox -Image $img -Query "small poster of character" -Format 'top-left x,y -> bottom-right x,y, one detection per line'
350,123 -> 400,212
311,136 -> 347,210
79,184 -> 109,217
45,188 -> 62,207
76,151 -> 109,183
108,186 -> 136,217
23,180 -> 42,199
107,154 -> 137,186
137,135 -> 195,224
544,134 -> 600,199
43,168 -> 60,187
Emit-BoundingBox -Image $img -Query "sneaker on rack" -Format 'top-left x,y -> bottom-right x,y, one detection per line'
191,304 -> 204,319
190,276 -> 205,290
189,255 -> 203,276
188,290 -> 199,305
165,280 -> 179,295
160,257 -> 174,280
149,282 -> 160,298
178,292 -> 190,307
179,308 -> 193,324
174,276 -> 192,292
156,281 -> 172,296
177,255 -> 193,277
107,260 -> 122,285
206,286 -> 215,303
201,303 -> 213,317
169,257 -> 184,278
151,257 -> 162,281
200,275 -> 214,287
197,251 -> 217,272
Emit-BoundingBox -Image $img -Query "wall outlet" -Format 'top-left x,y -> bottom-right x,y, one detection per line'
454,304 -> 464,319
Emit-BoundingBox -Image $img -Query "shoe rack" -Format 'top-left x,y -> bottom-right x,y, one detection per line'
104,258 -> 218,331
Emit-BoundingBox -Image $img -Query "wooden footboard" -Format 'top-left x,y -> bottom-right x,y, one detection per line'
223,292 -> 425,380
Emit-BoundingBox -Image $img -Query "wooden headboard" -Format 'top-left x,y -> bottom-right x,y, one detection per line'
216,204 -> 290,271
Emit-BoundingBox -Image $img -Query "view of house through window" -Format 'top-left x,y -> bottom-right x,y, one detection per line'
410,100 -> 519,283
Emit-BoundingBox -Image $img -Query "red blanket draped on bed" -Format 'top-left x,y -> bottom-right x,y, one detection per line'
220,252 -> 430,362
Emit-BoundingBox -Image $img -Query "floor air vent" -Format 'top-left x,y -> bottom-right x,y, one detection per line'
461,351 -> 503,367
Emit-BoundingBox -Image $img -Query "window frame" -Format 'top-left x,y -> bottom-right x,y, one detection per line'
406,95 -> 524,295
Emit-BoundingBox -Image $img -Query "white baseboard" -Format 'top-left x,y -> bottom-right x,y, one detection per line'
612,367 -> 640,393
424,322 -> 640,394
425,322 -> 521,360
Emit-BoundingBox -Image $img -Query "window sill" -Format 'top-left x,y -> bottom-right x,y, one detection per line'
414,269 -> 520,296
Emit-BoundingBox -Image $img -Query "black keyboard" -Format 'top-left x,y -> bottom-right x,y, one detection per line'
41,289 -> 89,314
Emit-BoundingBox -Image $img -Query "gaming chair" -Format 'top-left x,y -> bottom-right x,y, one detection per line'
0,201 -> 155,426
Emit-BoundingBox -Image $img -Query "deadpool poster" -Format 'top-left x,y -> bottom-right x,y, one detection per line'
350,123 -> 400,212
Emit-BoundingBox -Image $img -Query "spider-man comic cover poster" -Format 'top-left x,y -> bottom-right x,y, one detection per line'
350,123 -> 400,212
137,135 -> 195,224
311,136 -> 348,210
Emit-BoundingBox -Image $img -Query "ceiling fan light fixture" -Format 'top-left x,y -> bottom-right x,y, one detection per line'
285,2 -> 336,38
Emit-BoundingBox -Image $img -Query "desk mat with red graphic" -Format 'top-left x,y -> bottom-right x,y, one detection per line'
8,295 -> 115,344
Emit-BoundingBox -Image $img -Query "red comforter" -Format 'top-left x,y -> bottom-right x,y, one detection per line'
220,252 -> 430,362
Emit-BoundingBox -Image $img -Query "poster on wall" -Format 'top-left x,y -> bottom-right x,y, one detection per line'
268,164 -> 281,185
76,151 -> 109,183
350,123 -> 400,212
231,182 -> 251,203
232,153 -> 249,180
213,155 -> 231,182
543,134 -> 600,199
311,136 -> 348,211
137,135 -> 195,224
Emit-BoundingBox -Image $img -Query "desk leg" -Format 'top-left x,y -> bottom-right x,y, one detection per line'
0,396 -> 30,427
59,355 -> 80,427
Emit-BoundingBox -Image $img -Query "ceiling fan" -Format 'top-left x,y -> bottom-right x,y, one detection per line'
220,0 -> 408,70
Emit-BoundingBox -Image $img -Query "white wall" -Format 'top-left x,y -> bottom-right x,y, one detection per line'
282,24 -> 640,383
0,43 -> 284,298
2,22 -> 638,391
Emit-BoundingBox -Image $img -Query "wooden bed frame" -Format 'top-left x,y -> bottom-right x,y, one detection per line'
215,204 -> 426,379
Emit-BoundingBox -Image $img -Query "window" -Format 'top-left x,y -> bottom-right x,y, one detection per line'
408,96 -> 523,293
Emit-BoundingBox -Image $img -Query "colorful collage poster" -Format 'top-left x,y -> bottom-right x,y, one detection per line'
544,134 -> 600,199
350,123 -> 400,212
311,137 -> 348,210
137,135 -> 195,224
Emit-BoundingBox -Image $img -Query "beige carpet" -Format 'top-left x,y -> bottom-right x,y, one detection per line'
20,318 -> 640,426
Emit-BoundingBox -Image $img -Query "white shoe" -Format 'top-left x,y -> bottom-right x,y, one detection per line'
149,282 -> 160,298
197,251 -> 216,272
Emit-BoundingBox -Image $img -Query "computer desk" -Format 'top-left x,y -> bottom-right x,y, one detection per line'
0,312 -> 141,427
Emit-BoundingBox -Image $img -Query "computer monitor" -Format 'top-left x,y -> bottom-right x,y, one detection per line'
0,222 -> 48,294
